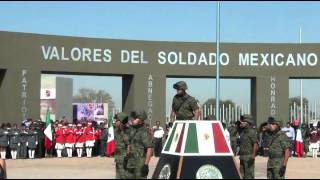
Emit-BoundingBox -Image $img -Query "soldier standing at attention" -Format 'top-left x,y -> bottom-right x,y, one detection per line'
114,112 -> 131,179
99,123 -> 108,157
228,121 -> 239,156
267,117 -> 291,179
18,126 -> 28,159
170,81 -> 200,121
9,124 -> 20,160
127,111 -> 153,179
27,126 -> 38,159
238,114 -> 259,179
0,124 -> 9,160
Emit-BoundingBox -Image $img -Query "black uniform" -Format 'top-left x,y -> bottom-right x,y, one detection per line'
27,130 -> 38,150
9,129 -> 20,150
0,129 -> 9,148
36,128 -> 45,158
18,129 -> 28,159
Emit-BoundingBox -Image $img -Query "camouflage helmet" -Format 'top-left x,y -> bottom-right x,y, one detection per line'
173,81 -> 188,90
268,116 -> 282,127
130,111 -> 148,122
115,112 -> 128,123
240,114 -> 254,125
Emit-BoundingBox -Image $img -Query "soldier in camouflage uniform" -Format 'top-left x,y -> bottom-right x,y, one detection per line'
238,114 -> 259,179
114,112 -> 131,179
267,117 -> 291,179
228,121 -> 239,156
170,81 -> 200,121
126,111 -> 153,179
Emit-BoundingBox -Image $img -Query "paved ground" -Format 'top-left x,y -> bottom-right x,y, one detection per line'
5,156 -> 320,179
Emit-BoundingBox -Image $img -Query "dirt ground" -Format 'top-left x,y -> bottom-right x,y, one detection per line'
5,156 -> 320,179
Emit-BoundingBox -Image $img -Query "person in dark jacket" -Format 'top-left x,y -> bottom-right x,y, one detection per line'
9,124 -> 20,160
18,126 -> 28,159
0,124 -> 9,160
27,127 -> 38,159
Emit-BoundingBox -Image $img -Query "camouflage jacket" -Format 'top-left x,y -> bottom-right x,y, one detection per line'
172,93 -> 199,120
239,127 -> 258,160
114,127 -> 130,164
267,130 -> 290,168
127,125 -> 153,169
228,126 -> 239,142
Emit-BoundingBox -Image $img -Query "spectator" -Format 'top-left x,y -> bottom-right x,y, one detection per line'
281,122 -> 295,155
309,124 -> 319,158
153,121 -> 164,157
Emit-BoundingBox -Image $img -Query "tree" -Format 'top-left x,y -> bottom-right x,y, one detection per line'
73,88 -> 115,115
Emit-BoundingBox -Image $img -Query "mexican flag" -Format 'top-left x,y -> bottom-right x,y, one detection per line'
44,108 -> 53,150
295,119 -> 304,157
163,122 -> 231,155
106,116 -> 115,157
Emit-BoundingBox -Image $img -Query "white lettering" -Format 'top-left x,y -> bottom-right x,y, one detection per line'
103,49 -> 112,62
239,53 -> 250,66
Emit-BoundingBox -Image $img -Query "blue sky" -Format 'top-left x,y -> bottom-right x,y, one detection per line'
1,1 -> 320,112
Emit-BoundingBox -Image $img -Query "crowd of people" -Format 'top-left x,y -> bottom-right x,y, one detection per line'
0,121 -> 43,160
227,119 -> 320,158
0,117 -> 166,161
0,118 -> 113,160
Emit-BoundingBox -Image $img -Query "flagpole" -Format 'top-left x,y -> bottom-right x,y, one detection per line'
215,1 -> 221,121
299,27 -> 303,124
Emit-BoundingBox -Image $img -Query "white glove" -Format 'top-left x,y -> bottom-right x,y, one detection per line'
7,141 -> 9,145
26,142 -> 29,146
36,142 -> 38,145
18,143 -> 21,147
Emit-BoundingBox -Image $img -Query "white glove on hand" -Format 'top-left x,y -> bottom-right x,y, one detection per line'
26,142 -> 29,146
36,141 -> 38,145
18,143 -> 21,147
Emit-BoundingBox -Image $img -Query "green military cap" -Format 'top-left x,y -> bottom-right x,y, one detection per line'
173,81 -> 188,90
268,116 -> 282,127
130,111 -> 147,121
115,112 -> 128,123
240,114 -> 254,124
